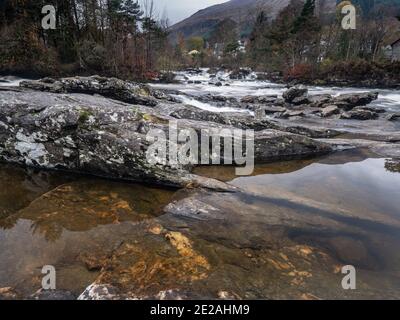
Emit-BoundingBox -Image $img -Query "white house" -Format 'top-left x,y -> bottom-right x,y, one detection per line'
390,38 -> 400,61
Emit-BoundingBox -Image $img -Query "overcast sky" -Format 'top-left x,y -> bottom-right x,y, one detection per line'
151,0 -> 228,24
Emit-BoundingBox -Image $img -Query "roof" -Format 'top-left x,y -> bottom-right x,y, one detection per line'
391,38 -> 400,47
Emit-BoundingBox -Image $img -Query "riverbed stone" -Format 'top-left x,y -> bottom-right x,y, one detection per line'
321,105 -> 340,118
282,86 -> 308,103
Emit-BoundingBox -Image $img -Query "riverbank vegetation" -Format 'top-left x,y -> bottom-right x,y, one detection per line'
0,0 -> 172,79
1,0 -> 400,85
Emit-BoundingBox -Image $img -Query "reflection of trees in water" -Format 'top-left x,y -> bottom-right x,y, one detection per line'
9,182 -> 175,242
385,159 -> 400,173
0,213 -> 18,230
30,221 -> 63,242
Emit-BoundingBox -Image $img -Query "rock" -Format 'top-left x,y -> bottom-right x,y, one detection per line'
321,105 -> 340,118
20,76 -> 158,107
333,92 -> 379,111
259,106 -> 286,115
0,89 -> 224,189
156,72 -> 177,84
291,96 -> 309,105
0,287 -> 19,300
386,113 -> 400,121
309,94 -> 332,108
282,86 -> 308,103
340,109 -> 379,120
229,68 -> 251,80
254,130 -> 332,161
240,95 -> 278,104
280,110 -> 305,118
214,82 -> 223,87
29,289 -> 76,300
0,86 -> 331,189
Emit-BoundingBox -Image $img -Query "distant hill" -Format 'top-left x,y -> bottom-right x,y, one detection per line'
169,0 -> 335,41
169,0 -> 400,41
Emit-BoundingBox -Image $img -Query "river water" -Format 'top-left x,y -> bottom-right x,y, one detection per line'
0,74 -> 399,299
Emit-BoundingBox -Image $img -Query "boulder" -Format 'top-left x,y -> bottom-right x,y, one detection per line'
309,94 -> 332,108
340,109 -> 379,120
241,95 -> 278,104
333,92 -> 379,111
20,76 -> 158,106
321,105 -> 340,118
282,86 -> 308,103
386,113 -> 400,121
280,110 -> 305,118
229,68 -> 251,80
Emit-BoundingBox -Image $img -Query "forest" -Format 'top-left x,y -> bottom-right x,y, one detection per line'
1,0 -> 400,83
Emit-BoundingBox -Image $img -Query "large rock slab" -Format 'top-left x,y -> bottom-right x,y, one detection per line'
0,85 -> 332,188
20,76 -> 158,106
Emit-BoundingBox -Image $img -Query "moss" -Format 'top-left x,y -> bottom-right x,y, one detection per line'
78,110 -> 93,125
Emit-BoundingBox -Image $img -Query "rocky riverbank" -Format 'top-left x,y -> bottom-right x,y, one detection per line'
0,76 -> 340,190
1,74 -> 400,300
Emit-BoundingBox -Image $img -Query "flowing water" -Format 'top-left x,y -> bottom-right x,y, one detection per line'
0,74 -> 400,299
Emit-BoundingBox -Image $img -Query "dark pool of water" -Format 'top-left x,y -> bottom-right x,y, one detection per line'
1,149 -> 400,299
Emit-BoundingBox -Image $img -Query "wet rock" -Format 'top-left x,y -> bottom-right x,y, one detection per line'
78,284 -> 119,300
259,106 -> 287,115
386,113 -> 400,121
280,110 -> 305,119
0,89 -> 232,189
0,287 -> 19,300
20,76 -> 158,106
254,130 -> 332,161
282,86 -> 308,103
309,94 -> 332,108
333,92 -> 379,111
241,95 -> 278,104
340,109 -> 379,120
79,284 -> 201,300
321,105 -> 340,118
291,96 -> 310,106
229,68 -> 251,80
29,289 -> 76,300
157,71 -> 177,84
0,81 -> 332,188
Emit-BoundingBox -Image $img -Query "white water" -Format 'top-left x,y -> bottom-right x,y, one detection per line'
0,76 -> 25,87
151,69 -> 400,113
171,94 -> 252,114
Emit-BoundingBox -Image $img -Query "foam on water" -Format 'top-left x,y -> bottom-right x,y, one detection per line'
152,70 -> 400,113
0,76 -> 25,87
172,94 -> 252,114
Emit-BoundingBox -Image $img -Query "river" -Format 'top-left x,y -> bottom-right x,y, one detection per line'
0,72 -> 399,299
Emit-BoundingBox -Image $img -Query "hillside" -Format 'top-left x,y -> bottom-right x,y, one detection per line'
169,0 -> 336,40
170,0 -> 400,41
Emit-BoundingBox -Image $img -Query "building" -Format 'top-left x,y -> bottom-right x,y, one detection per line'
390,38 -> 400,61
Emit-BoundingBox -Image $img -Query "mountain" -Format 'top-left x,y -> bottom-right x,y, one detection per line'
170,0 -> 400,41
169,0 -> 336,40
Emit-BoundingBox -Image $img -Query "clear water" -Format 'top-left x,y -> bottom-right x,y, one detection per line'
0,149 -> 399,299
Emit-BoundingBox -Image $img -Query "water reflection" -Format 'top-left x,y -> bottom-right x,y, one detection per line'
1,149 -> 400,299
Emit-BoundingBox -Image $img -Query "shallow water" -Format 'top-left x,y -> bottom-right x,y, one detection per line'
1,73 -> 400,299
0,149 -> 400,299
